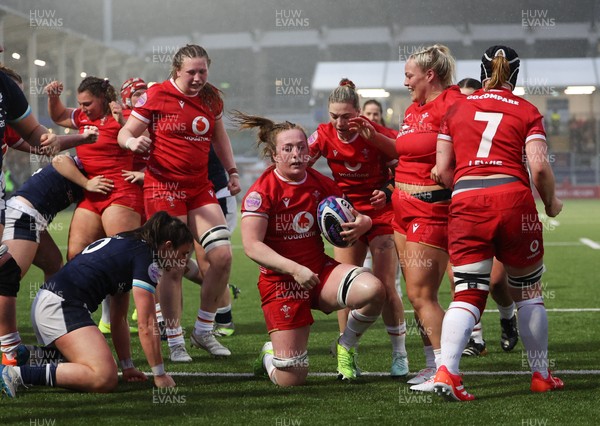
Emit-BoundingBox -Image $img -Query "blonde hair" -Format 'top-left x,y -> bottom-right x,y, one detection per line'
484,56 -> 511,90
328,78 -> 360,110
408,44 -> 456,88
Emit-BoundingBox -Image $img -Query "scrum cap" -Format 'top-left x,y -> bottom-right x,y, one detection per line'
480,45 -> 520,89
120,77 -> 147,107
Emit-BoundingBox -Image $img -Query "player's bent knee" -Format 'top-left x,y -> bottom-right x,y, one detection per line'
271,352 -> 309,387
92,370 -> 119,393
0,254 -> 22,297
337,267 -> 373,308
452,260 -> 492,314
272,351 -> 309,369
507,264 -> 545,288
199,225 -> 231,253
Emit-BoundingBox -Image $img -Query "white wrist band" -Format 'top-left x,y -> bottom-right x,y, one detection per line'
120,358 -> 134,370
152,363 -> 165,376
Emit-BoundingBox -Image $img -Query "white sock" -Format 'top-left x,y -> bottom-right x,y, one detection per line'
471,321 -> 484,344
155,303 -> 164,323
338,310 -> 378,350
423,345 -> 435,369
101,297 -> 111,324
166,326 -> 185,348
517,297 -> 549,378
386,323 -> 407,355
263,351 -> 278,385
497,301 -> 516,320
433,348 -> 442,369
440,302 -> 479,375
194,309 -> 216,334
0,332 -> 21,361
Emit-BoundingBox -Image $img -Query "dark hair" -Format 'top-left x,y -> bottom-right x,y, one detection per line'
170,44 -> 223,114
120,211 -> 193,253
457,78 -> 482,91
363,99 -> 386,126
230,110 -> 307,162
328,78 -> 360,110
77,76 -> 117,115
0,65 -> 23,84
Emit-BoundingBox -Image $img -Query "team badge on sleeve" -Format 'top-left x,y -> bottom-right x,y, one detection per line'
135,92 -> 147,107
148,262 -> 162,283
244,191 -> 262,211
308,131 -> 318,146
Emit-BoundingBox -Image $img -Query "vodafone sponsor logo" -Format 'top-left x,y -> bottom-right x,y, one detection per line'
192,116 -> 210,136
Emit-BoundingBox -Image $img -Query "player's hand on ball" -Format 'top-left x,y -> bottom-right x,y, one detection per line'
123,368 -> 148,383
340,209 -> 372,245
154,373 -> 176,388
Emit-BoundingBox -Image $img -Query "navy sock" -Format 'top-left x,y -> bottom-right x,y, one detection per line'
18,364 -> 58,387
215,310 -> 233,324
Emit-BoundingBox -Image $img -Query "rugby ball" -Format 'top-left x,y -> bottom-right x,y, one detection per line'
317,196 -> 356,247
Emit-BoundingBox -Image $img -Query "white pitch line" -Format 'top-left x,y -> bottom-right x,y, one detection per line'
580,238 -> 600,250
138,370 -> 600,378
401,308 -> 600,314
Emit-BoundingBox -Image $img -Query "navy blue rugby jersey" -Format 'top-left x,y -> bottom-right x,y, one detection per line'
0,71 -> 31,166
41,235 -> 161,312
15,157 -> 85,223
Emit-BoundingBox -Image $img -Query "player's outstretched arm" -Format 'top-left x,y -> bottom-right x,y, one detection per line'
132,286 -> 175,388
51,155 -> 114,194
110,292 -> 146,383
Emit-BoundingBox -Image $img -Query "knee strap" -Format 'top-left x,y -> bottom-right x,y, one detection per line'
508,264 -> 545,288
337,267 -> 369,308
453,259 -> 492,293
199,225 -> 231,253
272,351 -> 308,369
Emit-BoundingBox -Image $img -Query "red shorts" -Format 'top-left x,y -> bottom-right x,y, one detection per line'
259,258 -> 338,333
448,182 -> 543,268
77,184 -> 144,216
144,173 -> 218,218
392,190 -> 449,251
358,204 -> 394,245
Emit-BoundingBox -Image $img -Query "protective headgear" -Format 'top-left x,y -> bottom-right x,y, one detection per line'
120,77 -> 147,107
480,45 -> 520,90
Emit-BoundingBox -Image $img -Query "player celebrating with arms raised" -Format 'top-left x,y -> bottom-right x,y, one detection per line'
236,111 -> 385,385
432,45 -> 563,401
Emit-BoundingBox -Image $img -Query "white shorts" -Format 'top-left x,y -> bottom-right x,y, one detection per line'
31,289 -> 96,346
3,198 -> 48,243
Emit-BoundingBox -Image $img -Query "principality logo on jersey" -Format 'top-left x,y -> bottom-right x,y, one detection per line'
292,211 -> 314,234
192,116 -> 210,136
